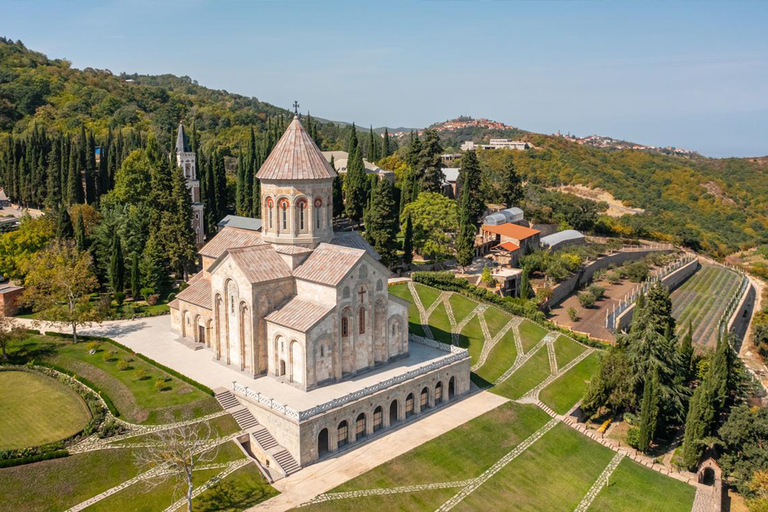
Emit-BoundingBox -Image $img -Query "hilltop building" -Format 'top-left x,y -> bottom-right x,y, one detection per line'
169,116 -> 470,474
175,122 -> 205,245
321,150 -> 394,184
461,139 -> 530,151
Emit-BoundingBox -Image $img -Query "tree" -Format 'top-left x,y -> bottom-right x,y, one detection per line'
74,209 -> 87,251
637,369 -> 660,453
363,178 -> 399,267
418,129 -> 444,193
0,312 -> 24,360
500,156 -> 524,207
382,128 -> 391,158
678,320 -> 694,381
109,234 -> 124,293
134,423 -> 221,512
130,251 -> 140,299
520,269 -> 531,299
457,150 -> 485,225
331,157 -> 344,218
0,215 -> 55,281
402,212 -> 414,266
21,241 -> 102,342
719,405 -> 768,493
56,207 -> 74,240
345,131 -> 368,223
400,192 -> 458,262
141,233 -> 167,294
164,161 -> 198,278
681,379 -> 716,470
112,149 -> 152,205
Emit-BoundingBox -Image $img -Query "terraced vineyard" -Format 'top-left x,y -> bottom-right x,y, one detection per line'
670,262 -> 743,350
298,283 -> 697,512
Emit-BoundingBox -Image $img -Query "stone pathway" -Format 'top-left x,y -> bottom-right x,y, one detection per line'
573,451 -> 625,512
547,337 -> 558,373
690,485 -> 717,512
519,349 -> 595,402
494,332 -> 559,386
301,479 -> 476,506
451,304 -> 485,346
471,316 -> 520,372
162,458 -> 253,512
408,281 -> 446,340
434,418 -> 560,511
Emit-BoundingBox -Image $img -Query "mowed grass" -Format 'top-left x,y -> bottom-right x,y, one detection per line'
427,302 -> 453,345
492,345 -> 552,400
192,464 -> 280,512
300,488 -> 458,512
9,335 -> 219,425
540,352 -> 601,414
0,371 -> 91,450
413,283 -> 442,310
473,328 -> 518,383
458,315 -> 485,364
589,457 -> 696,512
482,308 -> 513,339
388,284 -> 425,337
553,335 -> 587,368
0,449 -> 141,512
333,402 -> 551,491
455,424 -> 615,512
448,294 -> 478,324
518,320 -> 548,352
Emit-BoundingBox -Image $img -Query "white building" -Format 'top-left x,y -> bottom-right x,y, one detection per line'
461,139 -> 530,151
170,116 -> 470,475
175,122 -> 205,245
321,150 -> 395,184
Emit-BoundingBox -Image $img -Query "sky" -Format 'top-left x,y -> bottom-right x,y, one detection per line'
3,1 -> 768,158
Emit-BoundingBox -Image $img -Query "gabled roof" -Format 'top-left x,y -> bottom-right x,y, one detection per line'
199,227 -> 264,259
175,122 -> 191,153
224,245 -> 293,284
264,298 -> 335,332
292,243 -> 366,286
172,277 -> 212,310
540,230 -> 585,247
482,222 -> 540,240
331,231 -> 380,260
256,117 -> 337,181
497,241 -> 521,252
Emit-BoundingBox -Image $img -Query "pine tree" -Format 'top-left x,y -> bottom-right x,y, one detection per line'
679,320 -> 695,381
418,129 -> 444,193
637,369 -> 660,453
382,128 -> 390,158
67,144 -> 83,205
458,150 -> 484,224
331,157 -> 344,218
236,151 -> 245,215
681,378 -> 715,469
109,234 -> 125,293
364,178 -> 399,267
130,251 -> 140,299
403,213 -> 414,266
55,208 -> 73,241
345,130 -> 367,223
500,156 -> 524,207
74,210 -> 87,251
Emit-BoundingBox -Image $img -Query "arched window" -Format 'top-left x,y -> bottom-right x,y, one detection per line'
314,198 -> 322,229
341,317 -> 349,337
359,307 -> 366,334
266,198 -> 274,229
373,406 -> 383,432
359,265 -> 368,279
356,413 -> 367,440
376,279 -> 383,292
343,287 -> 350,299
421,387 -> 430,410
337,421 -> 349,448
405,393 -> 414,418
281,200 -> 288,230
230,296 -> 234,314
298,200 -> 306,231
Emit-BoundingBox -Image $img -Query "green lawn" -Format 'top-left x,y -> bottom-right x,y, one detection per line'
518,320 -> 548,353
448,294 -> 478,324
492,345 -> 551,399
0,370 -> 91,450
8,335 -> 220,425
0,449 -> 142,512
193,464 -> 280,512
387,284 -> 425,337
334,402 -> 551,491
427,302 -> 453,344
482,307 -> 513,339
540,352 -> 601,414
458,315 -> 485,364
109,414 -> 241,447
456,424 -> 615,512
412,283 -> 442,310
473,328 -> 518,383
588,457 -> 696,512
301,488 -> 458,512
553,335 -> 587,368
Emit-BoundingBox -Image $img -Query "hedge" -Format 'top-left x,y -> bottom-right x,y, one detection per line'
41,331 -> 214,396
0,450 -> 68,468
411,271 -> 607,350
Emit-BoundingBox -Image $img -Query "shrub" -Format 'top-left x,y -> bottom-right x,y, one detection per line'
627,426 -> 640,449
114,292 -> 126,306
578,292 -> 596,308
588,284 -> 605,300
140,287 -> 155,300
607,271 -> 621,285
568,307 -> 579,322
116,359 -> 130,371
86,341 -> 101,353
146,294 -> 160,306
0,450 -> 68,468
102,351 -> 116,363
135,369 -> 149,381
154,379 -> 166,392
166,292 -> 177,302
481,265 -> 494,285
624,261 -> 649,282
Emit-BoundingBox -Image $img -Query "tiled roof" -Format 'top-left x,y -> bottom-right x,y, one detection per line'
482,223 -> 540,240
273,244 -> 313,255
175,122 -> 191,153
227,245 -> 293,284
256,117 -> 337,181
199,227 -> 264,259
331,231 -> 381,260
497,241 -> 521,252
293,243 -> 366,286
174,277 -> 212,310
265,298 -> 335,332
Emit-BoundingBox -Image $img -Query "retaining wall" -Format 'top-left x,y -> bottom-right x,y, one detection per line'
728,280 -> 756,348
549,248 -> 674,307
614,258 -> 700,333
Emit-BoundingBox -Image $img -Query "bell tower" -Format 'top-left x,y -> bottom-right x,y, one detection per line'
176,122 -> 205,245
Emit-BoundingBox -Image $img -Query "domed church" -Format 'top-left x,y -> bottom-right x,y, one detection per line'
170,114 -> 470,474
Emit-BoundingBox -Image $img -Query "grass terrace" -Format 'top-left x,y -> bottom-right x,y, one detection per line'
518,319 -> 548,352
458,315 -> 485,364
472,329 -> 518,383
553,335 -> 587,367
492,345 -> 551,400
540,352 -> 601,414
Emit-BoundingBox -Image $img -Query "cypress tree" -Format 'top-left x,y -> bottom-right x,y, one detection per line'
681,378 -> 715,469
363,178 -> 399,267
236,151 -> 245,215
331,157 -> 344,218
130,251 -> 140,298
56,207 -> 74,239
86,130 -> 97,203
637,369 -> 660,453
109,234 -> 125,293
458,150 -> 484,224
403,213 -> 414,266
67,144 -> 83,205
679,320 -> 695,381
418,129 -> 444,193
501,156 -> 524,207
165,160 -> 198,278
519,269 -> 531,299
382,128 -> 390,158
251,147 -> 261,218
368,126 -> 377,162
345,129 -> 367,223
46,139 -> 62,208
141,233 -> 167,295
74,210 -> 87,251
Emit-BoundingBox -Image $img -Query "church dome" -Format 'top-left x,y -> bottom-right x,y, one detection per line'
256,117 -> 337,181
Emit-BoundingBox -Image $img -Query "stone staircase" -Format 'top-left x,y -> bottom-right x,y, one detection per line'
215,390 -> 301,479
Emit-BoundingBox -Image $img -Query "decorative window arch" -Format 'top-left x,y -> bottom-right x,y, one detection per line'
376,279 -> 383,292
278,199 -> 289,231
343,286 -> 350,299
266,197 -> 274,229
314,198 -> 322,229
359,307 -> 366,334
297,199 -> 307,231
359,265 -> 368,279
341,316 -> 349,337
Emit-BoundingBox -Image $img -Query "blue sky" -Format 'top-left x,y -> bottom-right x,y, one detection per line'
3,1 -> 767,157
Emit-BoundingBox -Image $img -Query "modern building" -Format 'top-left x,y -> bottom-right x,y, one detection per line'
175,122 -> 205,246
321,150 -> 395,184
461,139 -> 530,151
479,223 -> 541,255
483,207 -> 525,226
169,116 -> 470,475
540,230 -> 586,252
442,167 -> 461,198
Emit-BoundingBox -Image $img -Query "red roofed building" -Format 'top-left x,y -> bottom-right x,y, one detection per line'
480,223 -> 541,256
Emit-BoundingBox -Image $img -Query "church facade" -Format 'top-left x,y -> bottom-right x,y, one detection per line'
170,115 -> 470,475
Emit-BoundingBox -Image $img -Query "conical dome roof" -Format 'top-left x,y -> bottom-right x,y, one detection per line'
256,116 -> 337,181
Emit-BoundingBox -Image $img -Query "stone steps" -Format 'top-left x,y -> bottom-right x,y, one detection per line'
215,390 -> 241,410
253,426 -> 279,450
231,408 -> 259,430
274,448 -> 301,475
